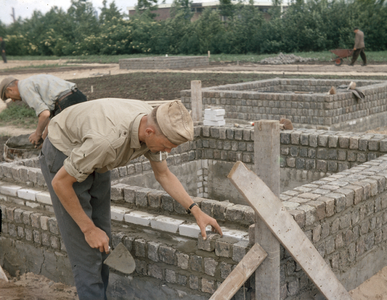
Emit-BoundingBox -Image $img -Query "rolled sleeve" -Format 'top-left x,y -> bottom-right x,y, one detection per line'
63,136 -> 116,182
21,86 -> 50,116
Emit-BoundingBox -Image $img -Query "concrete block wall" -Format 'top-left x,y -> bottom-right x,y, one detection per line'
119,56 -> 209,70
181,79 -> 387,131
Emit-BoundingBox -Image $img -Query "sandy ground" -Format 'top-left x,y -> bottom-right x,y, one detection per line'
349,266 -> 387,300
1,59 -> 387,299
0,266 -> 386,299
2,59 -> 387,83
0,125 -> 33,136
0,271 -> 78,300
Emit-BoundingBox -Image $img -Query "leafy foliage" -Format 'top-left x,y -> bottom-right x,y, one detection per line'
2,0 -> 387,55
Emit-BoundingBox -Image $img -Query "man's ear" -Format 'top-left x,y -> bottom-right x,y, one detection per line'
145,127 -> 156,136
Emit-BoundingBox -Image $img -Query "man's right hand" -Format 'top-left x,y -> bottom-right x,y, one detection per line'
84,226 -> 110,253
52,167 -> 110,253
29,132 -> 42,147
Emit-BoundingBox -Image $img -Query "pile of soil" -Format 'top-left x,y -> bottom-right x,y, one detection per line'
0,272 -> 78,300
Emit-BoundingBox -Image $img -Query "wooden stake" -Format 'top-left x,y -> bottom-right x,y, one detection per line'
227,162 -> 352,300
209,243 -> 267,300
253,120 -> 281,300
191,80 -> 202,124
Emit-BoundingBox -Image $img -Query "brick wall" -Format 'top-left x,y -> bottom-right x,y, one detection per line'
181,79 -> 387,131
119,56 -> 209,70
2,126 -> 387,299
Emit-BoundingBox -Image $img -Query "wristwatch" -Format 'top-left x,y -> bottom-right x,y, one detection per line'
186,202 -> 198,214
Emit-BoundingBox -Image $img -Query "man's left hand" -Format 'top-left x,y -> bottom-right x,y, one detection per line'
192,206 -> 223,240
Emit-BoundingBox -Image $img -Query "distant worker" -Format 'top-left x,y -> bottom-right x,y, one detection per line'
0,37 -> 6,63
0,74 -> 87,147
349,27 -> 367,66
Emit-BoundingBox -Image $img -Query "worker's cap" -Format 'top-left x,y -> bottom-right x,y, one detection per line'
0,76 -> 17,100
156,100 -> 193,145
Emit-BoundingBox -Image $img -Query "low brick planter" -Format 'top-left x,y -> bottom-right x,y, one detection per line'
119,56 -> 209,70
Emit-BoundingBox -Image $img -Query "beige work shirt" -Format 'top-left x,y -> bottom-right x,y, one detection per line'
48,98 -> 165,182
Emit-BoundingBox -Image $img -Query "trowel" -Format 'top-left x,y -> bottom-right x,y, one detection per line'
0,265 -> 8,282
103,242 -> 136,274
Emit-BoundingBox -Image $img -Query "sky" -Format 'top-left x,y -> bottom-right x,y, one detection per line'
0,0 -> 275,25
0,0 -> 139,25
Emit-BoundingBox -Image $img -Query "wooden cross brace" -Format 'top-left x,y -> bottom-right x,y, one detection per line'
210,161 -> 352,300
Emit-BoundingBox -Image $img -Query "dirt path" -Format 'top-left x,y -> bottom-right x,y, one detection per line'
1,59 -> 387,82
0,126 -> 33,136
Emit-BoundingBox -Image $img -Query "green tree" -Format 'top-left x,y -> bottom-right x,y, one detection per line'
185,8 -> 225,54
218,0 -> 235,19
67,0 -> 99,54
227,3 -> 264,53
136,0 -> 159,19
37,7 -> 74,55
100,0 -> 123,24
170,0 -> 193,20
0,21 -> 7,38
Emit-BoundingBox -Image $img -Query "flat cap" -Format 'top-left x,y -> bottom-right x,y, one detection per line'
0,76 -> 17,100
156,100 -> 193,145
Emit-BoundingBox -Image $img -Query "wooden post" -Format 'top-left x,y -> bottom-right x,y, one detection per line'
227,162 -> 352,300
191,80 -> 202,124
209,243 -> 267,300
253,120 -> 281,300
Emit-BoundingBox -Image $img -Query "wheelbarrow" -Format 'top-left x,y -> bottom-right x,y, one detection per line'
330,49 -> 353,66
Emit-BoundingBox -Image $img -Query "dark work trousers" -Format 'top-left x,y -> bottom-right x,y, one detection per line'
1,51 -> 6,63
39,138 -> 111,300
350,48 -> 367,65
53,89 -> 87,117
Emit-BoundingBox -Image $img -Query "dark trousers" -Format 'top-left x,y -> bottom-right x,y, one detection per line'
1,51 -> 6,63
53,89 -> 87,116
40,138 -> 111,300
350,48 -> 367,65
